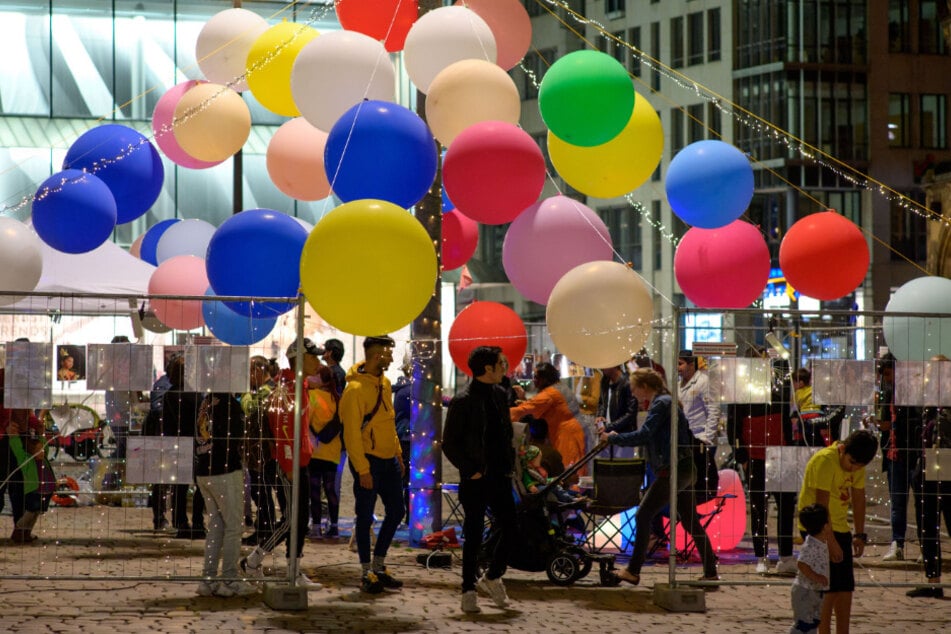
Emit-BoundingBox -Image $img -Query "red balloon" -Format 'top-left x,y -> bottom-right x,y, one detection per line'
443,120 -> 546,225
442,210 -> 478,270
449,301 -> 527,377
335,0 -> 419,52
779,210 -> 869,301
666,469 -> 746,553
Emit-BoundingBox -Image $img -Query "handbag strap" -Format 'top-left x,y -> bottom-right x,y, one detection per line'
361,383 -> 384,432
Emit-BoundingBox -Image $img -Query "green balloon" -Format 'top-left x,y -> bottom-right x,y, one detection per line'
538,50 -> 635,147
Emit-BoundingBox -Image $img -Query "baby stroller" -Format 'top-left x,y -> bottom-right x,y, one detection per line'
477,437 -> 625,587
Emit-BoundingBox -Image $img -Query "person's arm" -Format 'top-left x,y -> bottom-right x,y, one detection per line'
442,396 -> 483,480
510,389 -> 554,421
605,397 -> 664,447
340,385 -> 370,480
814,489 -> 844,563
798,561 -> 828,587
852,485 -> 867,557
700,375 -> 721,445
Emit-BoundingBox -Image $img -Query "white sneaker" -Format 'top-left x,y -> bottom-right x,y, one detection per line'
461,590 -> 481,614
216,580 -> 257,597
882,541 -> 904,561
774,556 -> 798,575
755,557 -> 769,574
297,571 -> 323,590
476,574 -> 509,608
196,580 -> 217,597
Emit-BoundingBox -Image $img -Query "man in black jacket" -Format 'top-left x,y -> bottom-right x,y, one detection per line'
596,365 -> 638,458
443,346 -> 516,614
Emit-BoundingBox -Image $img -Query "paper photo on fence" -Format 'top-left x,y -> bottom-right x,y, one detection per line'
924,449 -> 951,482
55,344 -> 86,382
183,345 -> 250,393
765,445 -> 820,492
125,437 -> 194,484
709,357 -> 772,404
812,360 -> 875,406
895,361 -> 951,406
86,343 -> 155,391
3,341 -> 52,409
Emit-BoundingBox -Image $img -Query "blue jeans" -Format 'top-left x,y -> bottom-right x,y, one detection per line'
196,469 -> 244,580
352,455 -> 404,564
885,458 -> 920,545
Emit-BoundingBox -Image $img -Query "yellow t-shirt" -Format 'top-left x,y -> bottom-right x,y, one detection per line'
798,442 -> 865,533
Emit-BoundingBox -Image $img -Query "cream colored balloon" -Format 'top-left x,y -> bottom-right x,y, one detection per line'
546,260 -> 654,369
426,59 -> 520,147
196,8 -> 268,93
172,82 -> 251,162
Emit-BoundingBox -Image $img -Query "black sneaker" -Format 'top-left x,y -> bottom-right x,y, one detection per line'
906,586 -> 944,598
325,525 -> 339,538
374,568 -> 403,590
361,570 -> 384,594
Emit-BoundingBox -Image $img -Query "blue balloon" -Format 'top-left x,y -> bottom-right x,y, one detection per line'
202,289 -> 277,345
140,218 -> 181,266
205,209 -> 308,318
63,124 -> 165,224
324,100 -> 437,209
665,140 -> 753,229
440,149 -> 454,213
32,169 -> 117,254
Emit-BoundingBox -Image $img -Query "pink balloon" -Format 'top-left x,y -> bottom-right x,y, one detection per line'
152,80 -> 224,169
148,255 -> 209,330
453,0 -> 531,70
667,469 -> 746,554
443,120 -> 545,225
503,196 -> 613,305
129,232 -> 145,259
266,118 -> 332,201
441,210 -> 479,270
674,220 -> 769,308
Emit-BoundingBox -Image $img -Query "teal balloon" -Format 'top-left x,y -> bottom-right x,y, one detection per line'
202,289 -> 277,345
538,50 -> 635,147
883,276 -> 951,361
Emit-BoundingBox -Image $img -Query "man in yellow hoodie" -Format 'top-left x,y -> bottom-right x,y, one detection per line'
341,335 -> 404,594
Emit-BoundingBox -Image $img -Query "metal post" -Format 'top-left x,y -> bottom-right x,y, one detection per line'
287,294 -> 306,585
668,304 -> 680,587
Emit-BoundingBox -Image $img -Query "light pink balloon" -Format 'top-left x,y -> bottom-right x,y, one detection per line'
674,219 -> 769,308
454,0 -> 531,70
441,210 -> 478,270
152,80 -> 225,169
266,118 -> 332,201
503,195 -> 613,305
147,255 -> 209,330
129,232 -> 145,259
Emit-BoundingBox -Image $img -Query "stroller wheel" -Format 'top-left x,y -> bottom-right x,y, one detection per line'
566,546 -> 593,580
546,551 -> 581,586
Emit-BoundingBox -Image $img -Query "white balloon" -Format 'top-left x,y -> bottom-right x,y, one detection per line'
0,218 -> 43,307
291,30 -> 397,132
196,8 -> 268,93
883,276 -> 951,361
403,6 -> 497,94
155,218 -> 217,265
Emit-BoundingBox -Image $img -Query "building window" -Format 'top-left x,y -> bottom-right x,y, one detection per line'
687,12 -> 704,65
612,30 -> 627,65
707,8 -> 721,62
606,0 -> 626,17
888,0 -> 910,53
708,102 -> 722,139
652,200 -> 662,271
521,48 -> 555,100
920,94 -> 948,149
890,192 -> 928,262
671,16 -> 684,68
888,93 -> 910,147
651,22 -> 661,91
527,1 -> 543,17
919,0 -> 946,54
670,108 -> 685,155
629,26 -> 641,76
602,205 -> 641,270
688,103 -> 704,143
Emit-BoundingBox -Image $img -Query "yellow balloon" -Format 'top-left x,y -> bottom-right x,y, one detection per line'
246,22 -> 319,117
173,82 -> 251,162
300,200 -> 438,336
548,91 -> 663,199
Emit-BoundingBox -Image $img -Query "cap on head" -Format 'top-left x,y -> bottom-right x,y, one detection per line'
286,338 -> 322,359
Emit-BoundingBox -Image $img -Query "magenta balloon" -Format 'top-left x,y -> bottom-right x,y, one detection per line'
502,195 -> 613,305
441,210 -> 478,270
674,220 -> 769,308
152,80 -> 224,169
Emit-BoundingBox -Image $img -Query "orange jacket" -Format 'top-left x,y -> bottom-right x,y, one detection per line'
511,385 -> 586,474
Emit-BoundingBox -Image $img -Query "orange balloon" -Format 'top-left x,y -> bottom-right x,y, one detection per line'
266,118 -> 332,201
173,83 -> 251,162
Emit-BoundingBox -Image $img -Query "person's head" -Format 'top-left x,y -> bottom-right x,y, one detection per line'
838,429 -> 878,471
533,362 -> 560,390
798,503 -> 829,537
629,367 -> 669,401
792,367 -> 811,388
61,355 -> 74,369
111,335 -> 130,344
322,338 -> 345,366
362,335 -> 395,376
468,346 -> 504,384
525,416 -> 549,444
286,338 -> 323,376
166,353 -> 185,387
523,443 -> 542,467
601,365 -> 623,381
677,350 -> 697,381
249,355 -> 271,389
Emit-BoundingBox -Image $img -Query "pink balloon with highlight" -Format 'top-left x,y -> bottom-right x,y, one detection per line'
666,469 -> 746,553
148,255 -> 209,330
152,80 -> 224,169
441,210 -> 478,271
674,219 -> 769,308
453,0 -> 531,70
266,117 -> 332,201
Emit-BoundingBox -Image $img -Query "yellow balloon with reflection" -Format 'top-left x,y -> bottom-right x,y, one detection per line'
548,91 -> 663,198
173,82 -> 251,162
300,199 -> 437,336
246,22 -> 319,117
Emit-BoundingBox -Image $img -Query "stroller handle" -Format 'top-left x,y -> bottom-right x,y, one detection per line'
537,439 -> 609,499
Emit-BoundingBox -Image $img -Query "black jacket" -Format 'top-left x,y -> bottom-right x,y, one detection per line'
443,379 -> 514,480
598,372 -> 638,433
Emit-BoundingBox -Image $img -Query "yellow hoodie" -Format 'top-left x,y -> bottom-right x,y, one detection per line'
340,362 -> 401,475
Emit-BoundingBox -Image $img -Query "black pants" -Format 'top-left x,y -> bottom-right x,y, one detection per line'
307,459 -> 339,526
171,482 -> 205,530
920,477 -> 951,580
459,474 -> 516,592
258,467 -> 310,559
747,457 -> 796,558
248,460 -> 279,535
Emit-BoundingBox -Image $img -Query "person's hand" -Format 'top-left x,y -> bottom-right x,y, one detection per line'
397,457 -> 405,478
599,430 -> 616,444
852,535 -> 866,557
828,538 -> 844,563
359,472 -> 373,490
513,385 -> 526,399
529,484 -> 538,493
470,472 -> 482,480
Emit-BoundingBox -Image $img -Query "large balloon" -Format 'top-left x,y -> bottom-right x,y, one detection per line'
155,218 -> 217,265
32,170 -> 117,254
403,5 -> 497,94
148,255 -> 209,331
453,0 -> 531,70
140,218 -> 181,266
202,289 -> 277,345
538,50 -> 634,147
425,59 -> 521,147
324,100 -> 437,209
63,124 -> 164,224
448,301 -> 527,377
152,80 -> 224,169
196,8 -> 269,93
205,209 -> 309,318
266,118 -> 332,201
173,82 -> 251,162
245,22 -> 319,117
334,0 -> 418,52
667,469 -> 746,553
442,210 -> 478,271
300,199 -> 437,336
291,30 -> 396,133
443,121 -> 545,224
549,91 -> 663,198
675,220 -> 769,308
503,196 -> 613,305
0,218 -> 44,307
546,261 -> 654,369
666,140 -> 754,229
778,210 -> 869,301
883,276 -> 951,361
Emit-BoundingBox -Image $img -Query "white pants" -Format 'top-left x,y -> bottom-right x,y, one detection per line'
196,469 -> 244,580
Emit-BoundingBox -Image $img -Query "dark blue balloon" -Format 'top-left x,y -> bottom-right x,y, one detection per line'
665,140 -> 754,229
202,289 -> 277,345
140,218 -> 181,266
32,169 -> 117,254
440,149 -> 454,213
324,100 -> 437,209
205,209 -> 308,318
63,124 -> 165,224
